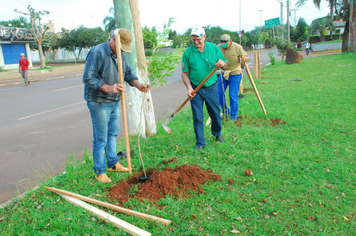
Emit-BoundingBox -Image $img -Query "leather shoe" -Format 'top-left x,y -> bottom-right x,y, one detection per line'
108,163 -> 129,172
194,145 -> 205,151
95,173 -> 112,183
215,136 -> 224,143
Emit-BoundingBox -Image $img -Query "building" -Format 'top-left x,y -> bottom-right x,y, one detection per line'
332,20 -> 346,35
0,25 -> 36,69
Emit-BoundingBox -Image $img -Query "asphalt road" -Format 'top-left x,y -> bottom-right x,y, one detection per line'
0,49 -> 272,204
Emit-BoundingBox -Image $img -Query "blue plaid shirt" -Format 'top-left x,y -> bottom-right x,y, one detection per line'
83,40 -> 138,102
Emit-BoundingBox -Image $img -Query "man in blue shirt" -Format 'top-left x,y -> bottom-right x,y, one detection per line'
181,26 -> 227,151
83,28 -> 150,183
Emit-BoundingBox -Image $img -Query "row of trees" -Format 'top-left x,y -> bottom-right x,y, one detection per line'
2,1 -> 352,68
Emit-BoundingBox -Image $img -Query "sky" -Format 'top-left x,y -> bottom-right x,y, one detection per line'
1,0 -> 331,34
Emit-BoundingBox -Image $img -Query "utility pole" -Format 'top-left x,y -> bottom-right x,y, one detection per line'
280,1 -> 283,25
291,9 -> 297,27
239,0 -> 241,44
258,9 -> 263,47
258,9 -> 263,29
287,0 -> 290,42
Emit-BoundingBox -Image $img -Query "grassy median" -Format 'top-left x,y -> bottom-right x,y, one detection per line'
0,52 -> 355,235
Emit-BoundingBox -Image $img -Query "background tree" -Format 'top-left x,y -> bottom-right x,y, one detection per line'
14,5 -> 50,68
310,16 -> 335,42
260,31 -> 270,48
297,0 -> 337,20
273,36 -> 294,61
103,7 -> 116,33
294,17 -> 309,42
297,0 -> 351,52
334,0 -> 352,52
240,35 -> 249,47
58,26 -> 107,62
244,32 -> 258,48
171,31 -> 191,48
30,32 -> 60,61
0,16 -> 31,28
142,26 -> 158,48
204,26 -> 225,44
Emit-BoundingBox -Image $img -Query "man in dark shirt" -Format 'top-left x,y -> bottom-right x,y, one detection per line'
83,28 -> 150,183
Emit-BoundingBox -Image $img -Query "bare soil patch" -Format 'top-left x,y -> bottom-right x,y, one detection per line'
108,163 -> 222,205
234,115 -> 287,127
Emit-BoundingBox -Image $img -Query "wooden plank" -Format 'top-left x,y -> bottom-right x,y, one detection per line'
60,194 -> 151,236
44,186 -> 171,225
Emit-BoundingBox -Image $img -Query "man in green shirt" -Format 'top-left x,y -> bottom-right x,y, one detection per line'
181,26 -> 227,150
218,34 -> 250,120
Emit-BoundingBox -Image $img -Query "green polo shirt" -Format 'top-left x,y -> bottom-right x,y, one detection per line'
182,42 -> 226,87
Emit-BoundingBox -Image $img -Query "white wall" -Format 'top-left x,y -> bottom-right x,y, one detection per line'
30,48 -> 90,63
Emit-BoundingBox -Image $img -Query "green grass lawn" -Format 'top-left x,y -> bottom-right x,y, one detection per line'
1,53 -> 355,235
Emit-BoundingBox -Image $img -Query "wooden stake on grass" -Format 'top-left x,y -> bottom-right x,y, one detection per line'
257,51 -> 261,79
115,31 -> 132,173
243,61 -> 267,116
43,186 -> 172,225
60,194 -> 151,236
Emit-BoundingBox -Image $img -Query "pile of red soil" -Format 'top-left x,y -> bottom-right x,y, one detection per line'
108,163 -> 222,205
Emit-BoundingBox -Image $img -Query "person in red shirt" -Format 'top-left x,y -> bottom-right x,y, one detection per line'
19,53 -> 30,86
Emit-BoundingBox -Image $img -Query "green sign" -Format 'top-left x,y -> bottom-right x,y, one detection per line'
265,17 -> 280,28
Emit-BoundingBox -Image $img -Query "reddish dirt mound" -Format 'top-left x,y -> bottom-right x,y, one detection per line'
108,164 -> 222,205
234,115 -> 286,127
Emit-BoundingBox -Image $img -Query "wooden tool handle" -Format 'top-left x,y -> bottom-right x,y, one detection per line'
44,186 -> 171,225
115,32 -> 132,173
243,62 -> 267,116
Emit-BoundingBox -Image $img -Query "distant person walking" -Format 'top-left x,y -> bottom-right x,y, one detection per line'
218,34 -> 250,120
19,53 -> 30,86
305,41 -> 310,55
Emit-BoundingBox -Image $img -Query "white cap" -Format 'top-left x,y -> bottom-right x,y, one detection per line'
20,53 -> 25,56
191,26 -> 205,37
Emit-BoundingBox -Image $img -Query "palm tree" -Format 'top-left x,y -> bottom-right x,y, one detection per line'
297,0 -> 352,52
296,0 -> 336,20
310,17 -> 335,42
103,7 -> 116,33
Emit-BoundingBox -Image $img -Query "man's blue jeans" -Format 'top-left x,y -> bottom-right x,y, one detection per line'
217,74 -> 242,120
87,101 -> 119,175
190,83 -> 221,147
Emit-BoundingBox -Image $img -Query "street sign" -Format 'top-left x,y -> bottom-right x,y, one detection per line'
265,17 -> 280,28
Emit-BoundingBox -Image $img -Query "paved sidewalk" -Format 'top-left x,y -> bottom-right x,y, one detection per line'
0,64 -> 85,87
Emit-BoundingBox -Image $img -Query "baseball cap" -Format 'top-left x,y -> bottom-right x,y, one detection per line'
219,34 -> 231,48
191,26 -> 205,37
20,53 -> 25,56
111,28 -> 133,52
